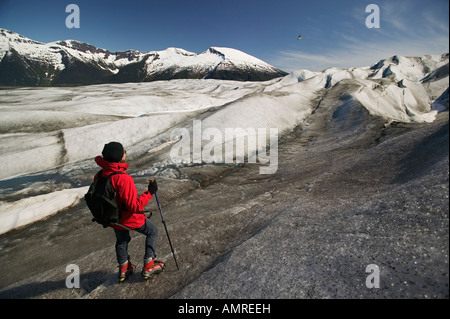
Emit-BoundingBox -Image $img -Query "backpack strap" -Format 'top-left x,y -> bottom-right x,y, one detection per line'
107,171 -> 125,190
108,171 -> 125,178
107,171 -> 128,212
96,170 -> 124,180
111,223 -> 133,231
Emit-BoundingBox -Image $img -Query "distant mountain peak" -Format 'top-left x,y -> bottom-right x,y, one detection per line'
0,28 -> 287,86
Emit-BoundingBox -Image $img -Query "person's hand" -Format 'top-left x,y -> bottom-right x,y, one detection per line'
148,178 -> 158,195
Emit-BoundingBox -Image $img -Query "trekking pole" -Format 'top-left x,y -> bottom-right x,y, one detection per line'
154,192 -> 180,270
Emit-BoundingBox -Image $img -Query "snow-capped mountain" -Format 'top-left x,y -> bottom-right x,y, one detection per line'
0,28 -> 287,86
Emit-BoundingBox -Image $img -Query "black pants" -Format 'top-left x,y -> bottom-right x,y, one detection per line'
114,219 -> 158,265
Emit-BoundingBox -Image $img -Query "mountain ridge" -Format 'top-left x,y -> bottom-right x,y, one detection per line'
0,28 -> 287,86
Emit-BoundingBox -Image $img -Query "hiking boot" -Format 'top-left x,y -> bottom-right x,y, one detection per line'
142,258 -> 165,280
118,259 -> 135,282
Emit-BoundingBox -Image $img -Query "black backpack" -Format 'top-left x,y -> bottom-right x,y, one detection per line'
85,170 -> 124,228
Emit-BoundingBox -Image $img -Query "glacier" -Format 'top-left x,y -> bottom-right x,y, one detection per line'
0,52 -> 448,299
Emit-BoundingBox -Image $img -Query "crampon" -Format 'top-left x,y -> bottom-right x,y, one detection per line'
118,259 -> 135,283
142,258 -> 165,280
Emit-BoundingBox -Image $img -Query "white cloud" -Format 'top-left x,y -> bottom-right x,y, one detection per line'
272,26 -> 448,72
272,34 -> 448,72
270,0 -> 449,72
272,48 -> 383,72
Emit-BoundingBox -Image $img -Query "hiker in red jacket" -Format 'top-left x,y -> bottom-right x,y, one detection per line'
96,142 -> 165,282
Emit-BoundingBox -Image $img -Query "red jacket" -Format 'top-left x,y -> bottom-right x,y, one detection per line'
94,156 -> 152,230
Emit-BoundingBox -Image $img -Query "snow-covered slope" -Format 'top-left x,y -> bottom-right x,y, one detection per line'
0,50 -> 448,234
142,46 -> 286,81
0,28 -> 287,85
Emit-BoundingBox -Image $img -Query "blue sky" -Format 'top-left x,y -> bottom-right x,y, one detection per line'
1,0 -> 448,72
